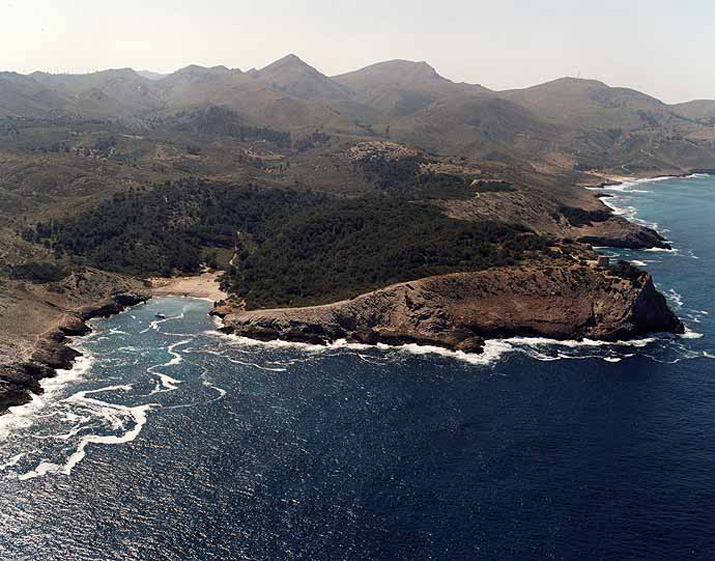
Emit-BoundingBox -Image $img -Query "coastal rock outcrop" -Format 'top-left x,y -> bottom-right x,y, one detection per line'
0,271 -> 151,413
575,217 -> 672,250
217,264 -> 684,352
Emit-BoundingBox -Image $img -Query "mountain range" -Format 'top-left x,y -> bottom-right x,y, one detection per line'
3,54 -> 715,172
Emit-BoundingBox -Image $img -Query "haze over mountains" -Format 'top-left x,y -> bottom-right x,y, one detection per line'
2,53 -> 715,172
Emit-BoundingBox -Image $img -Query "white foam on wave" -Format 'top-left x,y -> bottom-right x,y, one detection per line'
503,335 -> 657,349
201,374 -> 228,400
645,247 -> 679,254
147,340 -> 191,394
224,356 -> 287,372
15,386 -> 159,479
150,374 -> 182,395
602,356 -> 623,363
0,352 -> 95,443
379,340 -> 515,366
665,289 -> 684,308
209,328 -> 662,368
18,461 -> 63,480
0,453 -> 25,471
630,260 -> 648,267
209,330 -> 366,354
165,340 -> 190,367
591,175 -> 696,241
680,328 -> 704,340
58,404 -> 155,477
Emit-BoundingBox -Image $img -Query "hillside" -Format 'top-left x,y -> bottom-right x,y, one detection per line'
1,56 -> 714,172
255,54 -> 353,101
333,59 -> 488,116
673,100 -> 715,125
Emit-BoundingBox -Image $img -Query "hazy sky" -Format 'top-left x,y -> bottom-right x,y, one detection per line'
1,0 -> 713,103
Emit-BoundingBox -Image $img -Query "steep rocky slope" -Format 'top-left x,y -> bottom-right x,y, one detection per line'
0,270 -> 150,410
216,263 -> 684,353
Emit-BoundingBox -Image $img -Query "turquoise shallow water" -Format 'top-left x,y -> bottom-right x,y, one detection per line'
0,175 -> 714,560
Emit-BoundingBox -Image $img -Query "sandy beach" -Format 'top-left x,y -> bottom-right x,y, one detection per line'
149,271 -> 228,301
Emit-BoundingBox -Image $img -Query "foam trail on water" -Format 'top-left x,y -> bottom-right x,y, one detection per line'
0,352 -> 94,443
147,340 -> 191,394
0,453 -> 25,471
57,403 -> 156,476
680,328 -> 704,340
15,386 -> 159,480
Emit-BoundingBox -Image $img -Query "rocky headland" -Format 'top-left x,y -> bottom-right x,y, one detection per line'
0,270 -> 150,412
214,263 -> 684,353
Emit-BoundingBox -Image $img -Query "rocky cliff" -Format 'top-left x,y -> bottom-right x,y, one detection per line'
0,270 -> 150,412
215,263 -> 684,353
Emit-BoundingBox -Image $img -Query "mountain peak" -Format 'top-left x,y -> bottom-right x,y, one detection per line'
535,76 -> 609,89
175,64 -> 233,75
256,54 -> 351,100
260,54 -> 315,74
333,59 -> 452,89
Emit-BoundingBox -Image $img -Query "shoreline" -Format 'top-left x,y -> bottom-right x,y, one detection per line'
149,271 -> 228,301
1,174 -> 697,413
0,272 -> 228,415
0,292 -> 151,416
587,171 -> 709,241
216,265 -> 684,355
215,172 -> 694,354
587,170 -> 711,190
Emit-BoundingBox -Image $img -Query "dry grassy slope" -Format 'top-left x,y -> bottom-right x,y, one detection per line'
672,100 -> 715,124
30,68 -> 164,118
0,72 -> 74,117
333,59 -> 490,116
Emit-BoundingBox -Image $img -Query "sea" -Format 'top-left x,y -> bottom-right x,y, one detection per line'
0,175 -> 714,560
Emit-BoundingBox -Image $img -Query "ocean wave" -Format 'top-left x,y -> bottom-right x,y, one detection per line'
208,328 -> 666,368
146,340 -> 191,394
679,328 -> 704,340
0,351 -> 94,443
592,176 -> 689,237
0,453 -> 25,471
665,289 -> 684,308
5,380 -> 159,481
644,247 -> 679,254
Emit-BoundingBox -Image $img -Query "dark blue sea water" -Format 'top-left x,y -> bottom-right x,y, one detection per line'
1,175 -> 714,560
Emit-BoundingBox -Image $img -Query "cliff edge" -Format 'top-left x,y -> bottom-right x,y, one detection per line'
216,263 -> 684,353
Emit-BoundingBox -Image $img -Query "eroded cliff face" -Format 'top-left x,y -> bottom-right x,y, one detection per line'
216,264 -> 684,353
0,270 -> 150,411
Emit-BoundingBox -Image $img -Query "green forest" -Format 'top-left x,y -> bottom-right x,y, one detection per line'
227,197 -> 552,308
25,179 -> 326,277
25,180 -> 552,307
